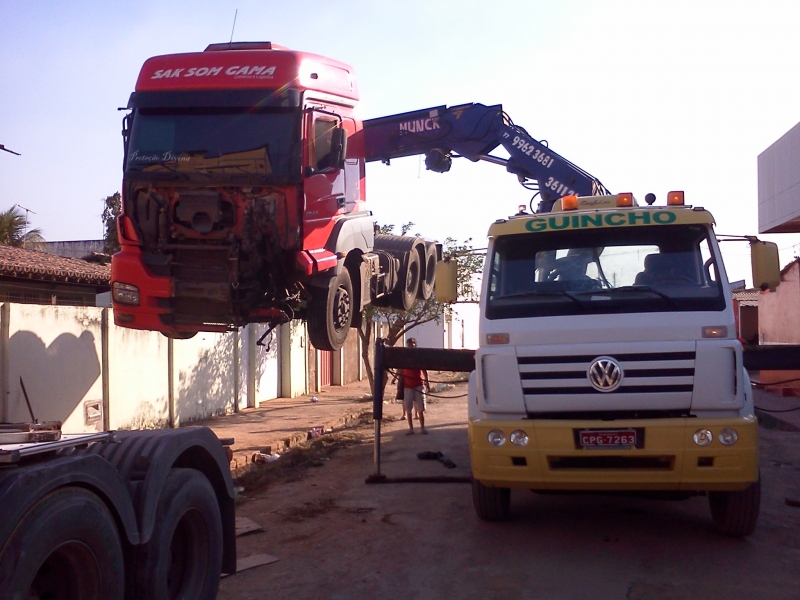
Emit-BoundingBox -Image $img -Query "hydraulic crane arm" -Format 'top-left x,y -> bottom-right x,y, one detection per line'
363,103 -> 609,212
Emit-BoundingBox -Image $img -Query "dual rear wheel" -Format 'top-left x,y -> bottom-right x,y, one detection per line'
0,468 -> 223,600
0,487 -> 124,600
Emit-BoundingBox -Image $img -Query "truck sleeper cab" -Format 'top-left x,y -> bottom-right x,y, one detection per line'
112,42 -> 436,350
469,194 -> 761,536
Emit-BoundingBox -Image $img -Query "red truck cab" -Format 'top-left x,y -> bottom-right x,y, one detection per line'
112,42 -> 377,349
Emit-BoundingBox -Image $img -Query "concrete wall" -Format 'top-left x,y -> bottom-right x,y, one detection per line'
407,304 -> 480,350
280,320 -> 308,399
107,318 -> 169,430
0,300 -> 371,430
44,240 -> 106,259
6,304 -> 105,432
342,331 -> 361,384
758,120 -> 800,234
173,332 -> 236,426
0,303 -> 302,433
759,262 -> 800,343
246,323 -> 280,405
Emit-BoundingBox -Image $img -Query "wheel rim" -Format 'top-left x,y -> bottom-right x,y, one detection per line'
29,542 -> 102,600
167,508 -> 210,600
333,286 -> 351,331
405,262 -> 420,294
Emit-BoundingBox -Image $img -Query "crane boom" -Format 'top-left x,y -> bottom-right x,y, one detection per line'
363,103 -> 609,212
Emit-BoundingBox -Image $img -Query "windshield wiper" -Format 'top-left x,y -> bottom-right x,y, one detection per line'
198,163 -> 252,172
609,285 -> 679,308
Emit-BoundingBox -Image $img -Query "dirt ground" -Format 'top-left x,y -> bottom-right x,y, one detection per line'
218,383 -> 800,600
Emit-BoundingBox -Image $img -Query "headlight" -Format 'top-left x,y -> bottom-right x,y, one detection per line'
693,428 -> 713,447
112,282 -> 140,306
510,430 -> 529,447
718,428 -> 739,446
487,429 -> 506,446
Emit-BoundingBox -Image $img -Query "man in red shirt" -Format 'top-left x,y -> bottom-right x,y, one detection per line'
402,338 -> 430,434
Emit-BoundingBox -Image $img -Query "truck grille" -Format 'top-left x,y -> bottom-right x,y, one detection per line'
517,344 -> 696,418
518,351 -> 695,396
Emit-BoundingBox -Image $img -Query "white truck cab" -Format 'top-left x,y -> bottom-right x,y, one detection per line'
467,192 -> 777,536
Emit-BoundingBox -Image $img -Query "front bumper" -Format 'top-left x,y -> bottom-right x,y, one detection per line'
469,415 -> 758,492
111,247 -> 173,332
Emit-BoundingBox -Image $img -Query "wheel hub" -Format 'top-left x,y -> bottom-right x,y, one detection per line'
334,287 -> 351,330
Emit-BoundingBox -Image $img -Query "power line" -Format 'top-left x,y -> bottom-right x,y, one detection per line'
0,144 -> 21,156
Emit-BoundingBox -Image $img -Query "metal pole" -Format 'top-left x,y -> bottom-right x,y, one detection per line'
0,303 -> 9,422
248,325 -> 257,406
368,338 -> 386,482
167,337 -> 175,428
101,308 -> 110,431
233,328 -> 240,413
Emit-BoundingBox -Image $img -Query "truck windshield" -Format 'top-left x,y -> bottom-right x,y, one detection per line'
125,108 -> 299,180
486,224 -> 726,319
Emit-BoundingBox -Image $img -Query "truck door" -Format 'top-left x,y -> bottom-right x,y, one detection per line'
302,110 -> 347,249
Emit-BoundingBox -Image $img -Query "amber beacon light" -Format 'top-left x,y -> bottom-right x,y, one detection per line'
667,191 -> 685,205
616,193 -> 634,207
561,195 -> 579,210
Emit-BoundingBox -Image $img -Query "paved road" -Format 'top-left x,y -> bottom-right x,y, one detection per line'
220,384 -> 800,600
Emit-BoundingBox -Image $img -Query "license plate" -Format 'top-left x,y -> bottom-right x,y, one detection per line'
579,429 -> 637,448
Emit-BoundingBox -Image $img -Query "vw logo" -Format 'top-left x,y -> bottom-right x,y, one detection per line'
588,357 -> 623,392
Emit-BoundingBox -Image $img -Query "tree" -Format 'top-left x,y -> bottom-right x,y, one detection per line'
358,222 -> 484,390
102,192 -> 122,254
0,205 -> 44,248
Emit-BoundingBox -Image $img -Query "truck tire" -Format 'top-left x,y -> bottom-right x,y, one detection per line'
708,477 -> 761,537
161,331 -> 198,340
132,468 -> 223,600
308,268 -> 353,351
418,243 -> 437,300
0,487 -> 124,600
472,478 -> 510,521
393,249 -> 421,310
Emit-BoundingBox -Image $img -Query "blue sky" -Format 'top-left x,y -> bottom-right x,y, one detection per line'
2,0 -> 799,284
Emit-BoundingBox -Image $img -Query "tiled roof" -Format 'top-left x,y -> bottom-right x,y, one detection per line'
732,289 -> 759,306
0,244 -> 110,285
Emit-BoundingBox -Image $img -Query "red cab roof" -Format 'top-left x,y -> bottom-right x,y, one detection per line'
135,42 -> 358,100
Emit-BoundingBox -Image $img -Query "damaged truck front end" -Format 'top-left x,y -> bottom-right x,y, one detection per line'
112,88 -> 305,338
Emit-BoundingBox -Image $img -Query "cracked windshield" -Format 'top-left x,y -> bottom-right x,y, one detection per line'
486,224 -> 725,319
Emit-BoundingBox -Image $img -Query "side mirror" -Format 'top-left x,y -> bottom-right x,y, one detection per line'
329,127 -> 347,170
750,239 -> 780,290
435,259 -> 458,303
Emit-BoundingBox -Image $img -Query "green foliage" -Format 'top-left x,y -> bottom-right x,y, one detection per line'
102,192 -> 121,254
0,205 -> 44,248
377,222 -> 415,236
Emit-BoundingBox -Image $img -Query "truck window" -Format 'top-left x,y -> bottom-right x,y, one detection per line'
486,224 -> 725,320
313,118 -> 338,170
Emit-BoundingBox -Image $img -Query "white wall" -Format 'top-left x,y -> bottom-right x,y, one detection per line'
758,120 -> 800,234
453,303 -> 480,350
407,303 -> 480,350
7,304 -> 104,432
0,303 -> 297,433
107,320 -> 169,430
280,320 -> 308,399
173,331 -> 236,426
247,323 -> 280,404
